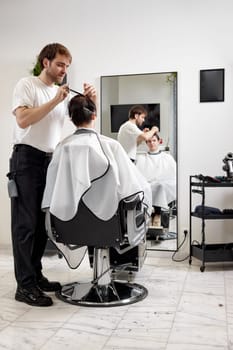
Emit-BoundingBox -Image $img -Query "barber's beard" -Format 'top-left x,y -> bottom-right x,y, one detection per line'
45,68 -> 63,85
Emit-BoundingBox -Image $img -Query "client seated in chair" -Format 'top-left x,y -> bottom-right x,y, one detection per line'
136,133 -> 176,235
42,93 -> 152,306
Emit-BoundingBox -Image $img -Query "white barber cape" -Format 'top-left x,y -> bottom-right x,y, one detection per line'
136,151 -> 176,209
42,129 -> 152,221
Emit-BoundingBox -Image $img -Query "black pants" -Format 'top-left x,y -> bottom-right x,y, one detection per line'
9,144 -> 52,288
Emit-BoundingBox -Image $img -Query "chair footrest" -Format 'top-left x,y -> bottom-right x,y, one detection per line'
56,280 -> 148,307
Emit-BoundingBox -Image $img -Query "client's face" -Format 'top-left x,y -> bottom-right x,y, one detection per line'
146,136 -> 160,152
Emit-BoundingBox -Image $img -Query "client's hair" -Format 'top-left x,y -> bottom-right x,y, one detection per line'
68,94 -> 96,127
128,105 -> 147,120
153,132 -> 160,141
146,132 -> 160,144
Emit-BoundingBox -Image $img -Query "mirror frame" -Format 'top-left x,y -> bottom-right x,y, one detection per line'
100,72 -> 178,251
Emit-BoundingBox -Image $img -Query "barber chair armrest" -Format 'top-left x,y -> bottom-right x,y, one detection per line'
118,193 -> 147,250
127,209 -> 146,246
121,194 -> 142,210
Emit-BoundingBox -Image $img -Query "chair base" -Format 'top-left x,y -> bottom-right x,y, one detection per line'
55,280 -> 148,307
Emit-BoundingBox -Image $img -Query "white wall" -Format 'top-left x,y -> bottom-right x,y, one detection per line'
1,0 -> 233,246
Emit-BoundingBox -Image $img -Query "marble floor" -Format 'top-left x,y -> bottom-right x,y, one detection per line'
0,246 -> 233,350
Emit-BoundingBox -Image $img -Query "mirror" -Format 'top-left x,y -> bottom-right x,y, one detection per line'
100,72 -> 177,251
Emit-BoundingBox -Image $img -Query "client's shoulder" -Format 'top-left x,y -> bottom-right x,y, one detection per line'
99,134 -> 119,145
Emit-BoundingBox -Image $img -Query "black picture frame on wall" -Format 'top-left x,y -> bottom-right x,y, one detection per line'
200,68 -> 224,102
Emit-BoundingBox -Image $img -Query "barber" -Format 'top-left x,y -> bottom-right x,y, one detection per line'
8,43 -> 96,307
117,105 -> 159,162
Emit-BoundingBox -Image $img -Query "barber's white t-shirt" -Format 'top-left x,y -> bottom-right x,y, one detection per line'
12,76 -> 68,152
117,120 -> 142,160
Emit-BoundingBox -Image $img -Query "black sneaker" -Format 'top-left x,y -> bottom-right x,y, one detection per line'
15,286 -> 53,307
37,275 -> 61,292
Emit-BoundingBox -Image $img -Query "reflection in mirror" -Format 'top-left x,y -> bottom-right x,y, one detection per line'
100,72 -> 177,251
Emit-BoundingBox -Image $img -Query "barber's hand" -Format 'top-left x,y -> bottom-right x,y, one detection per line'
83,83 -> 97,105
56,84 -> 70,102
151,125 -> 159,133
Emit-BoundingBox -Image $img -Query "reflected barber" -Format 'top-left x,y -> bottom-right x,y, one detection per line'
117,105 -> 159,162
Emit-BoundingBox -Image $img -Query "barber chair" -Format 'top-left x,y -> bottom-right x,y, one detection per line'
45,193 -> 149,307
147,201 -> 177,241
